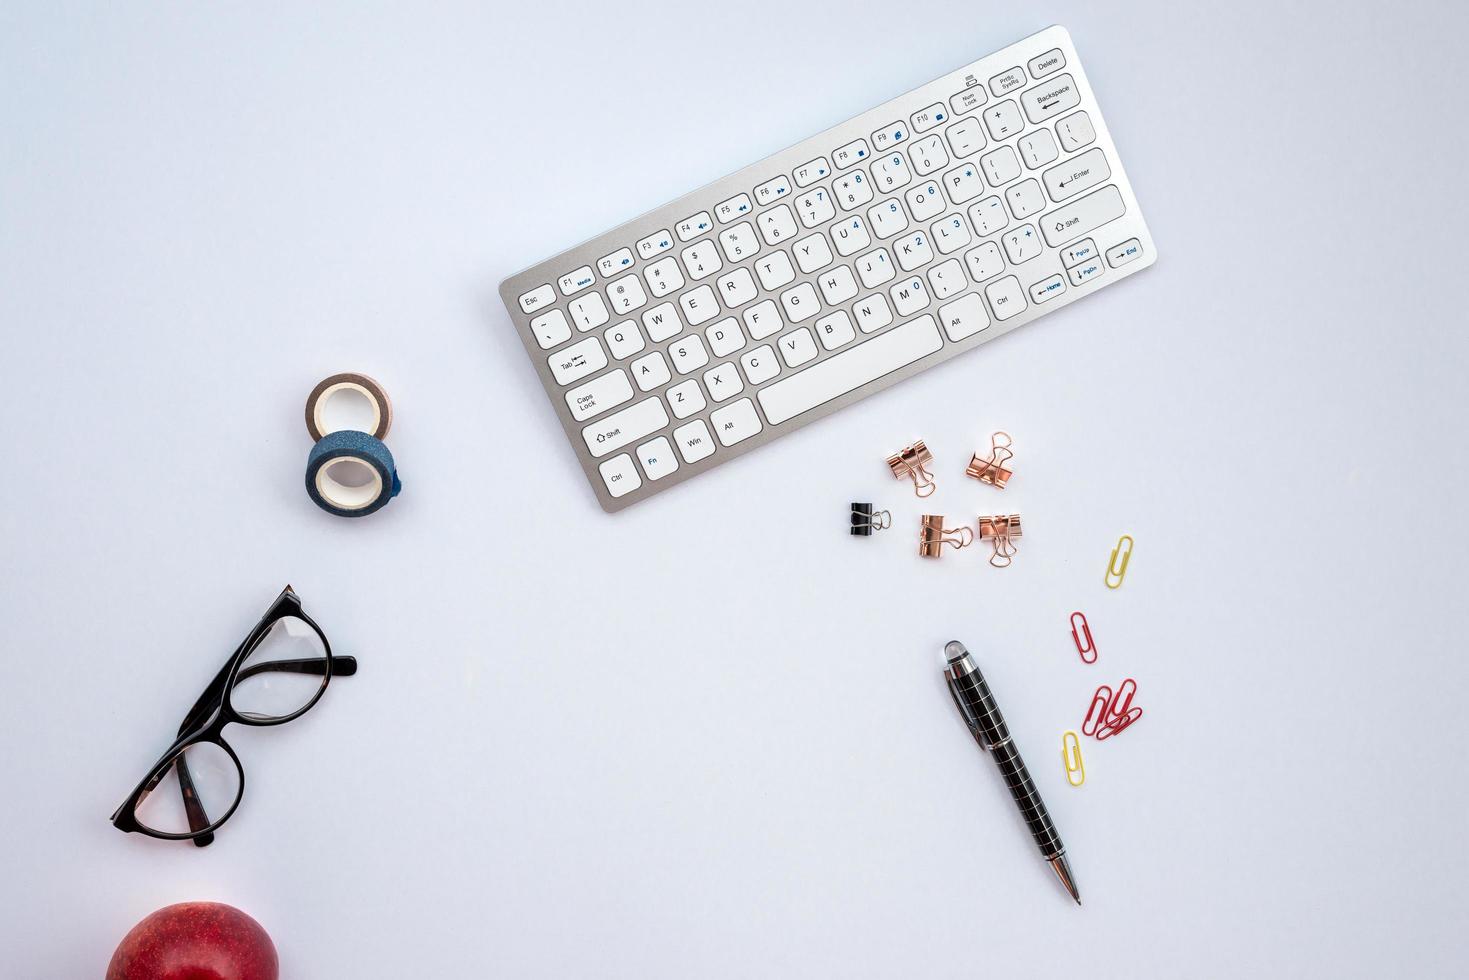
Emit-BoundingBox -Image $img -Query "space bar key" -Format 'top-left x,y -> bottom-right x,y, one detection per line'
758,315 -> 943,425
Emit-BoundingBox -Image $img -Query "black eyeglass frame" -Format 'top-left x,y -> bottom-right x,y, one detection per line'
110,585 -> 356,847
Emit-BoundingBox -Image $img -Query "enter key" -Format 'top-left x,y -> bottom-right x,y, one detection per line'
1042,147 -> 1110,202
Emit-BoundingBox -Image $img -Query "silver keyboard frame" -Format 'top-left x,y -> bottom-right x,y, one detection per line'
500,25 -> 1156,512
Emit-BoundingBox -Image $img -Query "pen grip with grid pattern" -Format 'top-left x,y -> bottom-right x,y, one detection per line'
951,667 -> 1066,860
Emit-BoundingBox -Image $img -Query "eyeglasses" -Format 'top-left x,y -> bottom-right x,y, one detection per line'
111,585 -> 357,846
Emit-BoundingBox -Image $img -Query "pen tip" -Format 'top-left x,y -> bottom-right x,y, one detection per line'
1049,854 -> 1081,906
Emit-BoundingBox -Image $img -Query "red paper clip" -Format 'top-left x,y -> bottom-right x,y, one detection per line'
1082,678 -> 1144,740
1081,685 -> 1112,737
1096,706 -> 1143,740
1070,611 -> 1097,664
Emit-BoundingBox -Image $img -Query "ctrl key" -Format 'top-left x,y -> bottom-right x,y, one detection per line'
599,453 -> 642,498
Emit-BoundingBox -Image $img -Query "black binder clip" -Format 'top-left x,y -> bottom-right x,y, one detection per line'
850,502 -> 892,536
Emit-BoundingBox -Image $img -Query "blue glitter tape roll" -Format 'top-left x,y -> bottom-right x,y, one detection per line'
305,430 -> 402,518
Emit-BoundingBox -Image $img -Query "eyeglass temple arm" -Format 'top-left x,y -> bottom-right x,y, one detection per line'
233,655 -> 357,684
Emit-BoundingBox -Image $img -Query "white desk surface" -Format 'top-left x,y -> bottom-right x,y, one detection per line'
3,2 -> 1466,976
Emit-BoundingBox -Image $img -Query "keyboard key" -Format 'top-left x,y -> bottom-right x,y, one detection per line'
1028,48 -> 1065,79
932,214 -> 970,255
1107,238 -> 1144,268
942,162 -> 984,205
816,310 -> 856,350
757,204 -> 799,244
1021,73 -> 1080,124
717,267 -> 758,309
792,233 -> 834,273
853,293 -> 893,333
780,282 -> 820,322
558,266 -> 596,296
867,199 -> 908,239
518,283 -> 554,314
1042,147 -> 1111,202
910,102 -> 948,133
679,284 -> 721,325
895,231 -> 934,272
758,314 -> 943,424
1002,224 -> 1042,264
1029,274 -> 1066,304
1056,110 -> 1096,152
793,158 -> 831,187
945,117 -> 986,158
927,257 -> 966,299
938,292 -> 991,341
908,134 -> 949,176
833,139 -> 869,168
872,152 -> 912,193
968,196 -> 1008,236
949,86 -> 986,116
605,320 -> 645,359
1041,185 -> 1125,247
643,256 -> 684,297
711,397 -> 763,446
743,299 -> 781,339
832,216 -> 871,256
984,275 -> 1027,320
597,248 -> 635,277
673,419 -> 715,463
1062,239 -> 1098,267
582,396 -> 668,457
906,180 -> 945,222
740,345 -> 780,385
681,240 -> 722,280
795,187 -> 835,227
636,230 -> 674,260
1018,129 -> 1059,169
988,67 -> 1025,97
834,169 -> 874,210
754,175 -> 792,204
983,100 -> 1023,141
550,336 -> 608,385
531,309 -> 572,349
703,361 -> 744,401
669,334 -> 710,374
980,146 -> 1021,187
755,250 -> 796,290
606,273 -> 648,315
890,275 -> 930,316
778,328 -> 818,368
677,211 -> 713,241
636,436 -> 678,480
569,292 -> 610,330
715,193 -> 753,222
871,122 -> 908,151
1068,259 -> 1105,286
599,453 -> 641,497
642,302 -> 682,343
1006,179 -> 1046,220
631,350 -> 670,391
705,318 -> 746,357
964,241 -> 1005,281
718,221 -> 760,262
667,378 -> 706,418
566,369 -> 634,421
856,248 -> 895,288
818,265 -> 859,304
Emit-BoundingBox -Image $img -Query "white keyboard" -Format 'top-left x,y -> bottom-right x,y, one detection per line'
500,26 -> 1155,512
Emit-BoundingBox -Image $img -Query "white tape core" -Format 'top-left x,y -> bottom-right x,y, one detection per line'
315,457 -> 383,510
313,382 -> 381,437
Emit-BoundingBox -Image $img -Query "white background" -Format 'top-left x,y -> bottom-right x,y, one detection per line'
3,1 -> 1466,976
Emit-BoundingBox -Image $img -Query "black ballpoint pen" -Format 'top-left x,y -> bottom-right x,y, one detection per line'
943,640 -> 1082,905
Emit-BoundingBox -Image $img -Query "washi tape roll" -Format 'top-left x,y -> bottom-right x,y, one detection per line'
305,430 -> 402,518
305,373 -> 392,442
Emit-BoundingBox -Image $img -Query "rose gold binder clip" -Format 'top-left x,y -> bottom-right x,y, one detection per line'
977,514 -> 1023,567
918,515 -> 973,558
1081,679 -> 1142,740
887,440 -> 936,497
1070,611 -> 1097,664
965,431 -> 1014,488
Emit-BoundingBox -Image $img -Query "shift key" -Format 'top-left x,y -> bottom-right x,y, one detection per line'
582,397 -> 669,458
1042,185 -> 1125,247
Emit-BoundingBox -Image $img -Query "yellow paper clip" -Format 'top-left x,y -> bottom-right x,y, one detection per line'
1104,534 -> 1134,589
1062,731 -> 1085,787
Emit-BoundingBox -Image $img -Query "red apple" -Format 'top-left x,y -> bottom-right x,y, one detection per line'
107,902 -> 278,980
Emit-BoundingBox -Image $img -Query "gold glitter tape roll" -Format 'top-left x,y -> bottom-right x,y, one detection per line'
305,373 -> 392,442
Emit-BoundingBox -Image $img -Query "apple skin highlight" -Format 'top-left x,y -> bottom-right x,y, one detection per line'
107,902 -> 278,980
